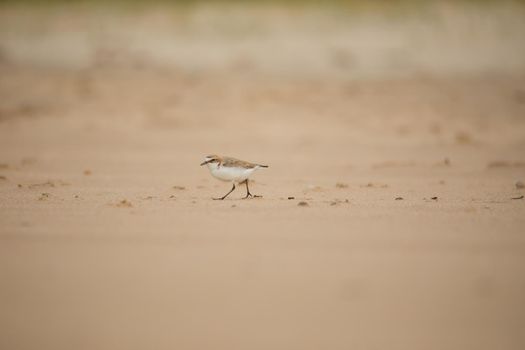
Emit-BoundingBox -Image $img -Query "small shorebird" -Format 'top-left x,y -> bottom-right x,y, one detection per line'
200,155 -> 268,200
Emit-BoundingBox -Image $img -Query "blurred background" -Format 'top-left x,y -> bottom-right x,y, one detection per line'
2,0 -> 525,171
1,1 -> 525,350
2,0 -> 525,154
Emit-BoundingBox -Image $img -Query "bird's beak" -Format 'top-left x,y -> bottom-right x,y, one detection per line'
200,160 -> 209,166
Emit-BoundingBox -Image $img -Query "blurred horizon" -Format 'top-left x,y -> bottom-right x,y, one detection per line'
2,0 -> 525,5
1,0 -> 525,80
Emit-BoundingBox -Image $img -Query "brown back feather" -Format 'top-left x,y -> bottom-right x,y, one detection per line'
222,156 -> 258,169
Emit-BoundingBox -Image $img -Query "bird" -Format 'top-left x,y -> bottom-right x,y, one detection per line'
200,155 -> 268,200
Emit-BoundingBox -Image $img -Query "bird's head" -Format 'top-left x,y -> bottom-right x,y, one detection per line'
200,155 -> 221,166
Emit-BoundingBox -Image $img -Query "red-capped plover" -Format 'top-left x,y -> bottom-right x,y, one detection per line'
200,155 -> 268,200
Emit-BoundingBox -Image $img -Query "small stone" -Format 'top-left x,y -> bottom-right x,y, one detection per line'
38,193 -> 50,201
431,196 -> 438,200
116,199 -> 132,208
511,195 -> 524,200
395,197 -> 403,200
288,196 -> 295,200
516,181 -> 524,189
297,201 -> 309,207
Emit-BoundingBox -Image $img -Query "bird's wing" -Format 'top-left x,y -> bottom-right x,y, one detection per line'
222,157 -> 258,169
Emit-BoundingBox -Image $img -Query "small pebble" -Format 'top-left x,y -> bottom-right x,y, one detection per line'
516,181 -> 524,189
297,201 -> 309,207
116,199 -> 133,207
288,196 -> 295,200
431,196 -> 438,200
38,193 -> 50,201
511,195 -> 524,200
395,197 -> 404,200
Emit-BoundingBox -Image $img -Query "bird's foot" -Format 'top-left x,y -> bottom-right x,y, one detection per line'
243,193 -> 262,199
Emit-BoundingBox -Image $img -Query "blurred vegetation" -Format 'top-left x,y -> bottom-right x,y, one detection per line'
1,0 -> 523,4
1,0 -> 523,17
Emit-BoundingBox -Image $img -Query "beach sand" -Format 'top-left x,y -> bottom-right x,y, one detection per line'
1,3 -> 525,349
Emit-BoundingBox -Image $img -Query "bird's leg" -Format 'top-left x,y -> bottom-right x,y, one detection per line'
214,183 -> 235,200
243,180 -> 252,199
243,179 -> 262,199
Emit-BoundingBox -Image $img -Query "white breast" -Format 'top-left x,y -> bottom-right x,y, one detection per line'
207,163 -> 257,183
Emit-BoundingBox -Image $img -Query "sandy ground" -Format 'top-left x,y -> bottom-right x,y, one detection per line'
1,3 -> 525,350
